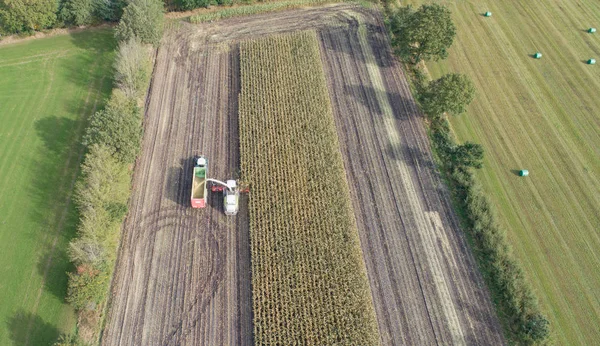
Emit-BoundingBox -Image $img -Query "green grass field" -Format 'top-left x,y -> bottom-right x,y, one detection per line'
0,29 -> 115,345
403,0 -> 600,344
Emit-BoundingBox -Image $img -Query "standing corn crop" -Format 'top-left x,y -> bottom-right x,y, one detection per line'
239,30 -> 380,345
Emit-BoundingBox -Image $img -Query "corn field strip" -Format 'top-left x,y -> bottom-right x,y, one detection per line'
102,4 -> 504,345
188,0 -> 340,23
239,31 -> 380,345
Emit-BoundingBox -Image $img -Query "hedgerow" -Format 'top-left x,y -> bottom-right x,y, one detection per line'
442,153 -> 550,344
114,37 -> 153,98
0,0 -> 126,35
0,0 -> 57,34
83,90 -> 142,163
58,0 -> 96,26
0,0 -> 156,37
61,5 -> 157,343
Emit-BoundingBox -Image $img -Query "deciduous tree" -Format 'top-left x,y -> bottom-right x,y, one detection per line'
388,4 -> 456,64
66,265 -> 110,310
452,141 -> 484,169
421,73 -> 475,117
83,90 -> 142,163
114,37 -> 151,98
58,0 -> 94,26
95,0 -> 126,22
524,313 -> 550,342
114,0 -> 163,45
0,0 -> 57,34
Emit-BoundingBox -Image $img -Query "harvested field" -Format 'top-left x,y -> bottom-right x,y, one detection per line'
239,31 -> 379,344
317,16 -> 506,344
103,4 -> 504,345
101,34 -> 252,345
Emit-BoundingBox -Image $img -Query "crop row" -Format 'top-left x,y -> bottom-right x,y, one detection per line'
189,0 -> 336,23
239,31 -> 380,345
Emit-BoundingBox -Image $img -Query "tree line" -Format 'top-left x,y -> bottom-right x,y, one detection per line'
0,0 -> 251,35
0,0 -> 125,34
385,4 -> 550,345
53,0 -> 163,344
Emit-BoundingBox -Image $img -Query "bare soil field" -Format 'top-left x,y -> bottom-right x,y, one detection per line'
101,33 -> 252,345
318,12 -> 505,344
103,4 -> 505,345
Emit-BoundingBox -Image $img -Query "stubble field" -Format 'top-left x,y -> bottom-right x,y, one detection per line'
103,4 -> 504,345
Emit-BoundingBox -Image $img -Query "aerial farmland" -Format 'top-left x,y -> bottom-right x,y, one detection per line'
101,4 -> 503,345
1,0 -> 599,344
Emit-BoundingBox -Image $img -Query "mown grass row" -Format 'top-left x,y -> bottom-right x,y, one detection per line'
239,30 -> 380,345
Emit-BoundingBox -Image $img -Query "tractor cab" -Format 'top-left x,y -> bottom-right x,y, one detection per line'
223,180 -> 240,215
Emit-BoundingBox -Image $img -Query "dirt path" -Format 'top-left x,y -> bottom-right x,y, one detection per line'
0,24 -> 114,47
103,4 -> 504,345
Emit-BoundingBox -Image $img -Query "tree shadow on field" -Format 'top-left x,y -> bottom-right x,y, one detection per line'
343,82 -> 437,169
69,27 -> 117,53
344,84 -> 422,121
386,142 -> 435,172
7,310 -> 60,346
319,18 -> 393,68
37,247 -> 74,302
63,28 -> 118,93
30,116 -> 83,300
35,117 -> 79,156
31,116 -> 81,229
